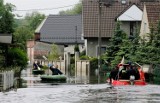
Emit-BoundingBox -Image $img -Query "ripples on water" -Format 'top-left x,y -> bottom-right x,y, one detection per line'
1,84 -> 160,103
1,68 -> 160,103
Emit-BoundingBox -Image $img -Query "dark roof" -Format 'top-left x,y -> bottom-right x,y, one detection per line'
39,15 -> 84,44
83,0 -> 160,38
145,2 -> 160,31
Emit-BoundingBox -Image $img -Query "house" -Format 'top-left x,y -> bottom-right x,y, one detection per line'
27,40 -> 51,62
82,0 -> 160,57
34,15 -> 84,58
140,2 -> 160,39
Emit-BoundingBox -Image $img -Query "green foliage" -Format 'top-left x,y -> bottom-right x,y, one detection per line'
153,65 -> 160,84
42,65 -> 48,70
13,12 -> 45,51
79,55 -> 89,60
80,50 -> 86,57
25,12 -> 45,30
0,0 -> 14,33
13,26 -> 33,50
135,19 -> 160,64
59,1 -> 82,15
7,48 -> 28,68
70,56 -> 75,64
47,44 -> 60,61
74,44 -> 80,52
89,57 -> 98,73
104,21 -> 127,67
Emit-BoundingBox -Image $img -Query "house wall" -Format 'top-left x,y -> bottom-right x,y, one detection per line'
140,4 -> 150,39
64,44 -> 85,54
86,38 -> 110,57
27,40 -> 35,64
121,21 -> 141,36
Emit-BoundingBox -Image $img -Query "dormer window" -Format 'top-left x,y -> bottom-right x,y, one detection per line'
121,0 -> 127,4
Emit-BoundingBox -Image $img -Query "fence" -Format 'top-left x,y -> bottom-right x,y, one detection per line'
75,60 -> 90,84
34,59 -> 65,75
0,71 -> 14,91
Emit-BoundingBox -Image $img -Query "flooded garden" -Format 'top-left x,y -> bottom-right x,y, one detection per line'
0,67 -> 160,103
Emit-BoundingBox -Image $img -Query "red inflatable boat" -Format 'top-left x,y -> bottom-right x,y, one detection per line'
107,64 -> 147,86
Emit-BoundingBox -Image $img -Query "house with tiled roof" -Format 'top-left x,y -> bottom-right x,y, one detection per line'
140,2 -> 160,39
83,0 -> 160,57
33,14 -> 84,59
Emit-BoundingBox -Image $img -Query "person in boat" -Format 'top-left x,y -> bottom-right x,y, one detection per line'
33,62 -> 38,70
37,61 -> 43,68
50,65 -> 63,75
119,64 -> 128,80
33,61 -> 43,70
126,62 -> 140,80
109,65 -> 119,84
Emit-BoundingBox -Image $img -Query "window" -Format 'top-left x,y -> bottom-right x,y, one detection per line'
97,46 -> 107,56
130,21 -> 137,36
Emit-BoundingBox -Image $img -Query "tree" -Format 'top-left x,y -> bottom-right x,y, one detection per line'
47,44 -> 60,61
13,12 -> 45,51
133,19 -> 160,64
7,48 -> 28,68
13,26 -> 33,50
7,47 -> 28,87
25,12 -> 45,30
119,23 -> 141,62
0,0 -> 15,33
0,0 -> 15,67
104,21 -> 127,67
59,0 -> 82,15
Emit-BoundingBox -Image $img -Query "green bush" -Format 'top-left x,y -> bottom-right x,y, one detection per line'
42,65 -> 48,70
89,58 -> 98,74
79,55 -> 89,60
7,48 -> 28,68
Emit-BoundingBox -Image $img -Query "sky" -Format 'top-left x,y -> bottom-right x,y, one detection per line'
4,0 -> 80,18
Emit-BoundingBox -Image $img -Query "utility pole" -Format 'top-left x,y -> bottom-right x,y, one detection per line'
75,26 -> 77,44
98,0 -> 102,84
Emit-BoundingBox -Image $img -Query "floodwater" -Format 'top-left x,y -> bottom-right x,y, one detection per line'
0,67 -> 160,103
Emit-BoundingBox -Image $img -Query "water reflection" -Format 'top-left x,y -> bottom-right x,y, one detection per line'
1,68 -> 160,103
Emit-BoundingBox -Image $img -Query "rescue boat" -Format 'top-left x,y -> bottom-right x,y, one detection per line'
107,62 -> 147,86
111,67 -> 146,86
40,75 -> 67,82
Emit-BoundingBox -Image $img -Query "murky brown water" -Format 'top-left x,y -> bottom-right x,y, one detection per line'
0,67 -> 160,103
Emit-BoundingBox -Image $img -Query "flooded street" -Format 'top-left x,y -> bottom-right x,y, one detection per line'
0,67 -> 160,103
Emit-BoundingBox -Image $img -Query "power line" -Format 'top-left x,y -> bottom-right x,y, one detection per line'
14,4 -> 77,12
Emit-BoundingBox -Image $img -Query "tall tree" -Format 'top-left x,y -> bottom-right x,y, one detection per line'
104,21 -> 127,67
13,12 -> 45,51
13,26 -> 33,50
134,19 -> 160,64
25,12 -> 45,30
0,0 -> 15,67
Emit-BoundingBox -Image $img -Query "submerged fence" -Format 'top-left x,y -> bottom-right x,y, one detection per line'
0,71 -> 14,91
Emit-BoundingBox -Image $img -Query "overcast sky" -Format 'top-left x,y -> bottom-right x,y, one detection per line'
4,0 -> 80,17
